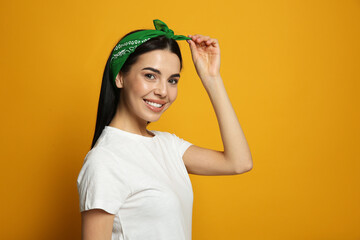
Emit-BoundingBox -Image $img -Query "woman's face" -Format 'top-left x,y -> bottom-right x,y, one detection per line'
115,49 -> 181,124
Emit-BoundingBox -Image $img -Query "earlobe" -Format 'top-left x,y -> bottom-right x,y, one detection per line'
115,72 -> 124,88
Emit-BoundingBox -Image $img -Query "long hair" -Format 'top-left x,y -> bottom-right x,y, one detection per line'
90,31 -> 184,149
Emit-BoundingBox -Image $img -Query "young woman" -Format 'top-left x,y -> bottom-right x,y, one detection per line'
77,19 -> 252,240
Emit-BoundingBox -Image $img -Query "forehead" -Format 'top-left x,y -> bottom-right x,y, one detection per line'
133,49 -> 181,72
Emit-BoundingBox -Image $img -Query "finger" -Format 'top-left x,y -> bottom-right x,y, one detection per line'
203,38 -> 218,47
211,38 -> 219,47
189,34 -> 200,40
205,38 -> 215,46
187,35 -> 196,44
191,34 -> 206,43
207,38 -> 218,47
188,34 -> 218,48
195,35 -> 210,44
197,37 -> 215,48
192,34 -> 203,39
186,38 -> 197,50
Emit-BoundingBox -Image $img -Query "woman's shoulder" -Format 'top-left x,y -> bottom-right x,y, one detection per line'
151,129 -> 171,136
151,129 -> 178,140
83,145 -> 118,166
151,130 -> 190,145
153,129 -> 186,137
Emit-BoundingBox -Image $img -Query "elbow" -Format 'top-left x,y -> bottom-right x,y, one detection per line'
247,161 -> 253,171
235,159 -> 253,174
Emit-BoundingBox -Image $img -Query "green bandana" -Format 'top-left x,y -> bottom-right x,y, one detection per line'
109,19 -> 191,87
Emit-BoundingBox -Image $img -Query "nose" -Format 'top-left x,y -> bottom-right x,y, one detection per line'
154,80 -> 167,97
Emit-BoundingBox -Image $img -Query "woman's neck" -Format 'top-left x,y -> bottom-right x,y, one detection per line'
108,106 -> 152,137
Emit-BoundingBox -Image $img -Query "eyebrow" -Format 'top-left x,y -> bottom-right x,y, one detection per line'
142,67 -> 180,78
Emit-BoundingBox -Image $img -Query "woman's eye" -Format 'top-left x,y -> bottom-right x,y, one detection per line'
169,79 -> 179,85
145,74 -> 155,80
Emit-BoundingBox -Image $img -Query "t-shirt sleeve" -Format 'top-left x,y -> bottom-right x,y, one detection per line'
171,133 -> 193,157
76,147 -> 131,214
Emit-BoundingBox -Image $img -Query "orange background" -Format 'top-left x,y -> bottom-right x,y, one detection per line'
1,0 -> 359,239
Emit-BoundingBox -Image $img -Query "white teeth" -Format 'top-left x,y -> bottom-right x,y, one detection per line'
145,100 -> 163,108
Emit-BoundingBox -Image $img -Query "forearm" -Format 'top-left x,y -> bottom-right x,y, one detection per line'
203,76 -> 253,171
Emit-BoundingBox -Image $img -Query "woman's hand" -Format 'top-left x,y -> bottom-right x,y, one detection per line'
187,34 -> 221,86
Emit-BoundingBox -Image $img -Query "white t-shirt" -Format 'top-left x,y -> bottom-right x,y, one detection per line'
77,126 -> 194,240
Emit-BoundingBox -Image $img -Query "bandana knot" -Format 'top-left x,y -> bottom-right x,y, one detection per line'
153,19 -> 174,38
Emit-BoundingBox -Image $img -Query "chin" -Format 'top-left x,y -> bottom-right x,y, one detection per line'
142,106 -> 169,123
146,115 -> 162,123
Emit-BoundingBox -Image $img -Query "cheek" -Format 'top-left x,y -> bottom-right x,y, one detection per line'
169,88 -> 178,103
129,78 -> 151,94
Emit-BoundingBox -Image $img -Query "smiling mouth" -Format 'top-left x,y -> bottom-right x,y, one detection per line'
143,99 -> 165,108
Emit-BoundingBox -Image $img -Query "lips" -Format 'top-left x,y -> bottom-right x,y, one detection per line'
143,98 -> 167,105
143,99 -> 166,112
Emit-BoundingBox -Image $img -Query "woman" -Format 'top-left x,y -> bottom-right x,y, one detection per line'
77,19 -> 253,240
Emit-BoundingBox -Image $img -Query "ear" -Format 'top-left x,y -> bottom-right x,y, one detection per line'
115,72 -> 124,88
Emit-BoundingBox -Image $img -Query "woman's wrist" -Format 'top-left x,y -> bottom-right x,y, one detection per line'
201,75 -> 224,94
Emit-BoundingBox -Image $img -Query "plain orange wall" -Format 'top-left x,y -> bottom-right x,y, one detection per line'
1,0 -> 359,239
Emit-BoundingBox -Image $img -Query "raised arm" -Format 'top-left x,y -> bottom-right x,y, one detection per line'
182,34 -> 253,176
